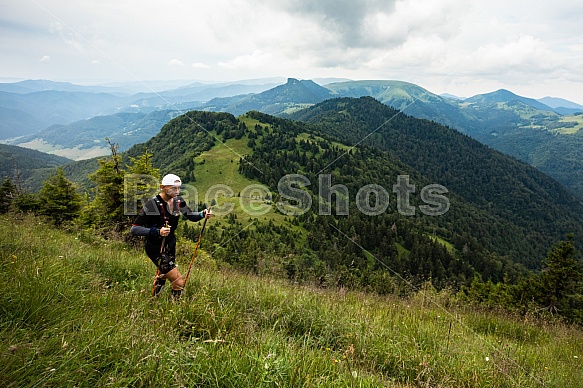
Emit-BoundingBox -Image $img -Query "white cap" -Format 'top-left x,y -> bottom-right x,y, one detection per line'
161,174 -> 181,186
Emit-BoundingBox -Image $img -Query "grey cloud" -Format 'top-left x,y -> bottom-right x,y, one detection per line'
272,0 -> 400,48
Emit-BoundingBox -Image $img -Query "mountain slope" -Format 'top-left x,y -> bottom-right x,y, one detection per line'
124,109 -> 495,285
289,97 -> 583,267
4,215 -> 582,387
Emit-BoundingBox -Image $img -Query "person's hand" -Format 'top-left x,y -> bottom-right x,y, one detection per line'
160,226 -> 171,236
202,208 -> 213,219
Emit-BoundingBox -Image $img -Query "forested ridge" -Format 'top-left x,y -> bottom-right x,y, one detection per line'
289,97 -> 583,267
234,111 -> 535,286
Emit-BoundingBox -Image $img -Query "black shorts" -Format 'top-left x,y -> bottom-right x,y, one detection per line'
145,237 -> 177,274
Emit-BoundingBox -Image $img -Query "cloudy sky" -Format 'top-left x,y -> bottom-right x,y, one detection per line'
1,0 -> 582,103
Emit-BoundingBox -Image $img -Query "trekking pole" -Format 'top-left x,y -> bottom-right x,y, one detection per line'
183,208 -> 211,287
151,221 -> 169,297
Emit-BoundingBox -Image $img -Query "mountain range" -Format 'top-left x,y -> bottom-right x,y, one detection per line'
2,78 -> 583,199
0,79 -> 284,140
4,86 -> 583,290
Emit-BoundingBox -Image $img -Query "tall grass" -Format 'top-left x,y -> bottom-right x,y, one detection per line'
1,215 -> 581,387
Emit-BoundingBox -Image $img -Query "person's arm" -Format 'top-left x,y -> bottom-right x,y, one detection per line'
177,197 -> 207,222
130,224 -> 161,237
130,199 -> 163,236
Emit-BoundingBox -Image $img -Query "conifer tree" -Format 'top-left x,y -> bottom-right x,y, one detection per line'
38,168 -> 82,225
82,139 -> 126,231
539,234 -> 581,314
125,150 -> 160,216
0,177 -> 17,214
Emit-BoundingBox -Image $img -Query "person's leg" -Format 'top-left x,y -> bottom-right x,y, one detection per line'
145,241 -> 167,296
164,267 -> 185,299
163,238 -> 183,299
152,271 -> 166,296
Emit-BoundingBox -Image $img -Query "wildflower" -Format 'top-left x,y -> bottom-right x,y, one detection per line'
333,359 -> 339,363
485,357 -> 489,362
575,356 -> 578,359
352,371 -> 358,378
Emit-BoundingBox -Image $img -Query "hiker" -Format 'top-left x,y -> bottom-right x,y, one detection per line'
130,174 -> 212,298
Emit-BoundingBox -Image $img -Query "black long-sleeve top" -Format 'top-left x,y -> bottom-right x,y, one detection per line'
130,195 -> 204,243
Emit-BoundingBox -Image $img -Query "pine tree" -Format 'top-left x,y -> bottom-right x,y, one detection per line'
83,139 -> 126,231
125,149 -> 160,216
0,177 -> 17,214
539,234 -> 581,314
38,168 -> 82,225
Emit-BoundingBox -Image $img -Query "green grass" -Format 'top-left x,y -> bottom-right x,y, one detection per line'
428,235 -> 457,254
192,136 -> 255,197
555,115 -> 583,134
188,130 -> 306,229
190,136 -> 291,227
2,215 -> 582,387
295,133 -> 352,152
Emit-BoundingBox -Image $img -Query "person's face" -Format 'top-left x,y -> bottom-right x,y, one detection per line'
162,185 -> 180,198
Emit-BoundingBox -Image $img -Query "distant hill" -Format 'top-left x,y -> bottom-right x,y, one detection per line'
123,82 -> 282,109
199,78 -> 334,116
0,106 -> 48,139
465,89 -> 554,111
0,79 -> 129,94
0,79 -> 285,140
440,93 -> 465,100
11,110 -> 180,159
537,96 -> 583,115
324,80 -> 480,132
0,143 -> 71,191
0,90 -> 127,139
537,96 -> 583,110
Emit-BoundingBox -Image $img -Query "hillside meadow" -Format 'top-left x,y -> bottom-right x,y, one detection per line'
1,215 -> 581,387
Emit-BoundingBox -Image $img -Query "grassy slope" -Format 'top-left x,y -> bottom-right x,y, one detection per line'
556,115 -> 583,134
1,215 -> 582,387
187,118 -> 300,228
